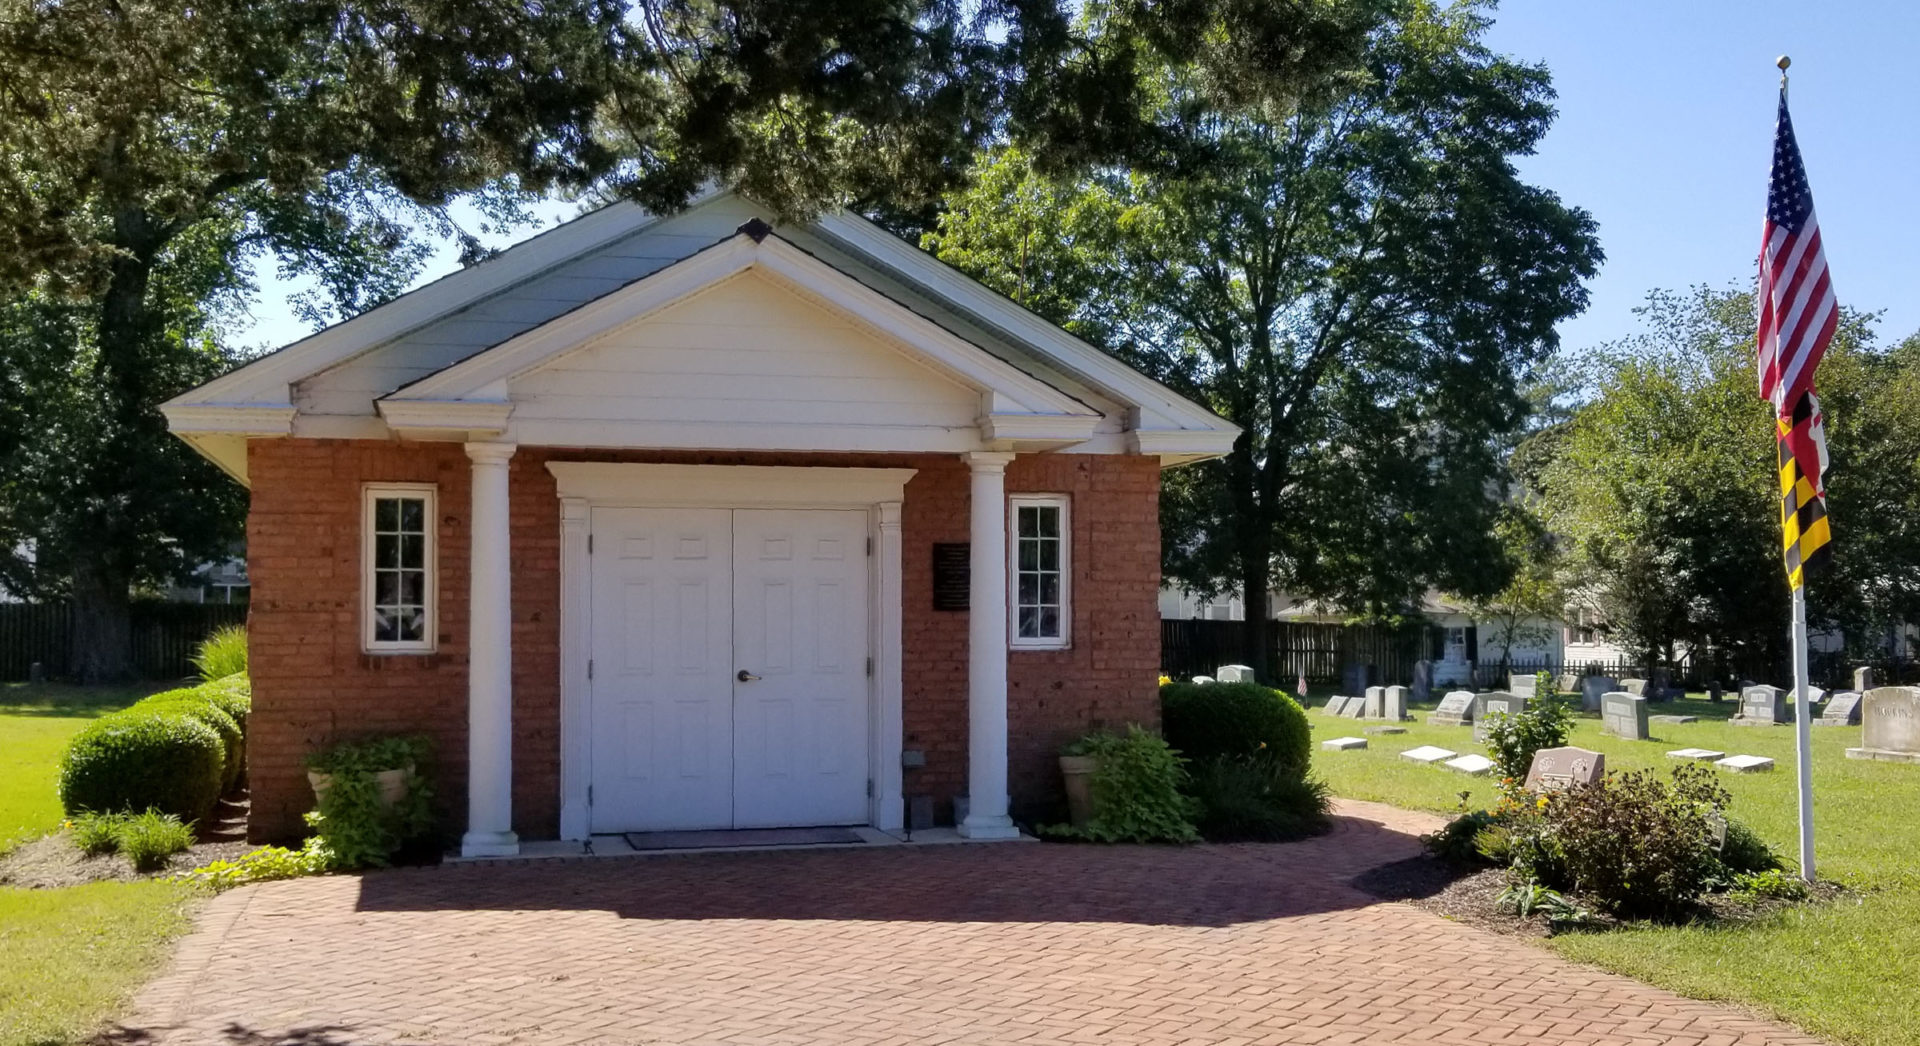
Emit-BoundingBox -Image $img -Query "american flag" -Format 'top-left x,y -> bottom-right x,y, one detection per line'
1756,88 -> 1833,589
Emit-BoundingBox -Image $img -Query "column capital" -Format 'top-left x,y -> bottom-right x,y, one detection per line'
465,440 -> 518,465
962,450 -> 1016,473
877,500 -> 903,528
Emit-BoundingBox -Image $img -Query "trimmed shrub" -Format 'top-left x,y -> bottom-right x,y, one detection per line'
197,674 -> 252,732
1047,726 -> 1199,843
1186,755 -> 1331,841
191,624 -> 248,682
136,691 -> 242,791
59,710 -> 224,824
1159,681 -> 1312,778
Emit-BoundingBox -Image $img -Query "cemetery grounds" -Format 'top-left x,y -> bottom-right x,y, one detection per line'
1311,689 -> 1920,1046
0,683 -> 199,1046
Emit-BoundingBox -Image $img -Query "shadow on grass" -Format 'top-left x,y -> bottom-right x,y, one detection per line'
0,681 -> 178,719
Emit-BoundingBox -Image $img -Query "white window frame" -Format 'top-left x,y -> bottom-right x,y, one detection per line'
1007,493 -> 1071,650
362,483 -> 438,654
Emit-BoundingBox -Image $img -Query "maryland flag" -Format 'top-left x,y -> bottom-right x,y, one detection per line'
1757,87 -> 1835,590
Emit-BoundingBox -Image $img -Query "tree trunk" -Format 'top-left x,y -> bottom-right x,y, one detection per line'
1238,529 -> 1274,684
70,558 -> 134,683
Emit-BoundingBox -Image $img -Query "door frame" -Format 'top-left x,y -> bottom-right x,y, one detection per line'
548,462 -> 917,840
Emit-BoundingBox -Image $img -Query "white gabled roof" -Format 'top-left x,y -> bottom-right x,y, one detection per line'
165,190 -> 1237,482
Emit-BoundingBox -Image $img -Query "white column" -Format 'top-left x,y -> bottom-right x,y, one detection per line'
557,496 -> 591,841
960,451 -> 1019,839
462,441 -> 519,857
874,501 -> 906,832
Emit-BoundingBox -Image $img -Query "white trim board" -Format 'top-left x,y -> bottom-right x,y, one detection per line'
548,462 -> 911,839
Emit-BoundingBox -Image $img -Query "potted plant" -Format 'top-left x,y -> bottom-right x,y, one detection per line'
307,735 -> 430,809
1059,736 -> 1101,828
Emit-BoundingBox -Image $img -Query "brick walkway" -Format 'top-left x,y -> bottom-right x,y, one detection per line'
116,801 -> 1827,1046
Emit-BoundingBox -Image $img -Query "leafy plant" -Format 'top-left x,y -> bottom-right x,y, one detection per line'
303,735 -> 436,869
69,812 -> 128,856
1185,755 -> 1331,842
1496,880 -> 1597,925
1158,681 -> 1313,778
179,843 -> 329,891
1729,868 -> 1811,903
1045,726 -> 1199,844
190,625 -> 248,681
117,811 -> 196,872
59,709 -> 225,823
1542,764 -> 1730,919
1422,809 -> 1499,864
1483,696 -> 1575,784
1717,819 -> 1783,876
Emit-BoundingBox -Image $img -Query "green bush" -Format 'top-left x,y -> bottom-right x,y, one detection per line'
1539,764 -> 1730,919
196,674 -> 252,732
191,624 -> 248,682
117,811 -> 196,872
1047,726 -> 1199,843
1186,755 -> 1331,841
69,812 -> 128,856
1718,819 -> 1783,876
303,734 -> 436,869
1484,696 -> 1575,784
59,710 -> 224,824
1424,808 -> 1499,863
1729,868 -> 1810,902
1159,681 -> 1312,778
135,690 -> 243,791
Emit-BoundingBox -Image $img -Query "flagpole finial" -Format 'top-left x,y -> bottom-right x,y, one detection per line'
1777,55 -> 1791,71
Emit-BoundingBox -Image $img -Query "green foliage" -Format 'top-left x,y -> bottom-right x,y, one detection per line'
930,3 -> 1601,673
1729,868 -> 1811,903
1158,681 -> 1313,778
195,674 -> 252,733
116,810 -> 196,872
190,626 -> 248,682
1185,755 -> 1332,842
133,690 -> 243,791
1539,765 -> 1732,919
1045,727 -> 1199,844
1496,880 -> 1597,925
59,709 -> 223,824
67,809 -> 194,871
179,843 -> 328,892
303,735 -> 436,869
1718,819 -> 1784,876
1483,697 -> 1576,784
1422,809 -> 1499,864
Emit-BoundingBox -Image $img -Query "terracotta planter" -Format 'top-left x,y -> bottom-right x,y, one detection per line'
1059,755 -> 1099,828
308,765 -> 413,808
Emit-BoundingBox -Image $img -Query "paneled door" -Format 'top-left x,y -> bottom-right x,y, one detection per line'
730,509 -> 871,828
588,506 -> 870,833
588,508 -> 735,833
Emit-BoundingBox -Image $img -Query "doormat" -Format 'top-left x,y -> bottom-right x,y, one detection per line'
623,826 -> 866,851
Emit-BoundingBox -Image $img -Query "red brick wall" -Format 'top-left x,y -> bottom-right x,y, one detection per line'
245,439 -> 1161,841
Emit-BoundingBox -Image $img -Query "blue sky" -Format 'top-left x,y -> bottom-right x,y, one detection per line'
235,0 -> 1920,355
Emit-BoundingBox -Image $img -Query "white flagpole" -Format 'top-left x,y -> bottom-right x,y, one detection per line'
1791,584 -> 1816,882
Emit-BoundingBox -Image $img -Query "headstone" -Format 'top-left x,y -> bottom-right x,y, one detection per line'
1382,685 -> 1412,722
1738,685 -> 1789,725
1716,754 -> 1776,773
1601,692 -> 1650,740
1556,673 -> 1581,697
1190,675 -> 1215,684
27,661 -> 44,684
1342,698 -> 1367,720
1649,714 -> 1698,725
1430,690 -> 1476,727
1580,675 -> 1618,713
1342,662 -> 1375,696
1363,685 -> 1387,719
1322,737 -> 1368,751
1648,668 -> 1675,702
1524,746 -> 1605,792
1216,664 -> 1257,684
1411,659 -> 1434,704
1847,687 -> 1920,764
1321,695 -> 1347,715
1621,677 -> 1649,697
1507,673 -> 1539,699
1444,754 -> 1496,776
1400,745 -> 1457,765
1809,686 -> 1828,704
1818,691 -> 1864,727
1363,725 -> 1408,735
1473,692 -> 1527,742
1855,666 -> 1877,692
1667,747 -> 1726,761
1708,681 -> 1722,702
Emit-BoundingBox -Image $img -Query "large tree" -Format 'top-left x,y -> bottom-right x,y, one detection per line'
928,0 -> 1600,678
0,0 -> 1379,679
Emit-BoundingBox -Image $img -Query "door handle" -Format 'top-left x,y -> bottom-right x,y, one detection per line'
737,669 -> 761,682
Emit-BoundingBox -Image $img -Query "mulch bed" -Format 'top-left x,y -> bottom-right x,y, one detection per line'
0,833 -> 251,889
1350,853 -> 1847,938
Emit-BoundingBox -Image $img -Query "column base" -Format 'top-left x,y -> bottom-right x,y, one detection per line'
957,815 -> 1020,840
460,830 -> 521,858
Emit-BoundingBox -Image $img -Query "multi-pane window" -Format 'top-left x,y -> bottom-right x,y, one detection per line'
1010,495 -> 1069,648
364,485 -> 435,652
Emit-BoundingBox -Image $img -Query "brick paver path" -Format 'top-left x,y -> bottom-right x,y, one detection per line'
117,800 -> 1827,1046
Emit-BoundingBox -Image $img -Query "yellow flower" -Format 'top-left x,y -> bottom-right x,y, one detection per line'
1536,797 -> 1549,810
1158,675 -> 1173,686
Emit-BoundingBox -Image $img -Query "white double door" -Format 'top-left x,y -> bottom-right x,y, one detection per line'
588,507 -> 871,833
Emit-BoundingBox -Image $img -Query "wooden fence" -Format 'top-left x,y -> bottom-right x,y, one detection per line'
1161,619 -> 1433,685
0,602 -> 248,682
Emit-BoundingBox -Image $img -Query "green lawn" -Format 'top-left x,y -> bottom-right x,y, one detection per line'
0,681 -> 199,1046
1307,691 -> 1920,1046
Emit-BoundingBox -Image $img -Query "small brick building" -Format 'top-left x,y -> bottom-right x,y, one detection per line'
165,192 -> 1238,854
